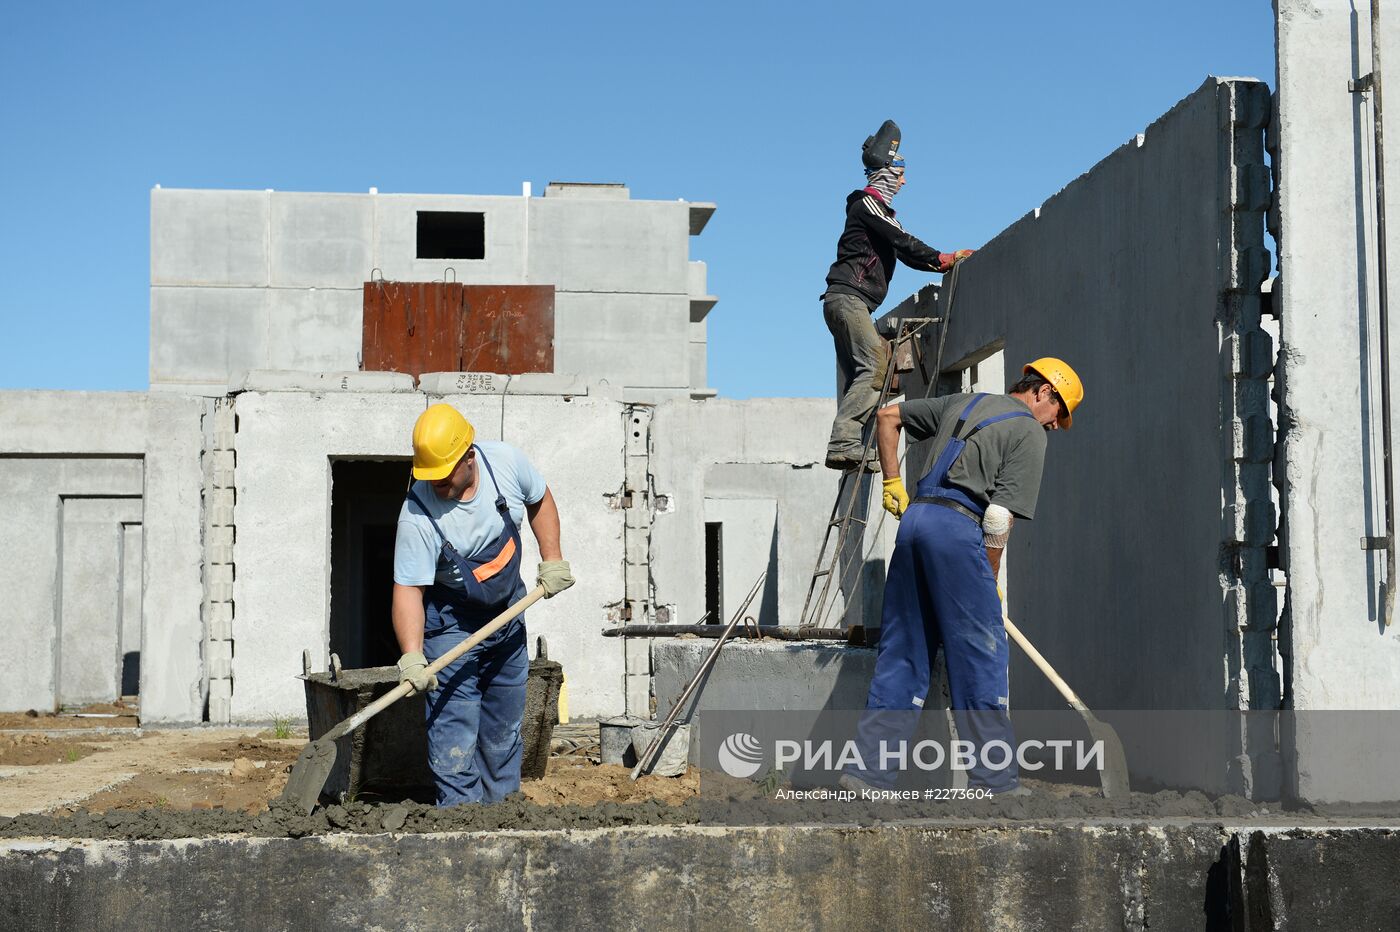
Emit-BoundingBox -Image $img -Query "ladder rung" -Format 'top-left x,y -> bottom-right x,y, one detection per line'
811,569 -> 831,578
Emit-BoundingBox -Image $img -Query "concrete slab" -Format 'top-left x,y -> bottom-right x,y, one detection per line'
5,824 -> 1394,929
58,497 -> 143,706
229,370 -> 416,394
149,287 -> 269,388
416,372 -> 590,396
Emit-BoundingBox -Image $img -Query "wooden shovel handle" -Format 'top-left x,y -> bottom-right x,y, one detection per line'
325,585 -> 546,742
1003,613 -> 1090,714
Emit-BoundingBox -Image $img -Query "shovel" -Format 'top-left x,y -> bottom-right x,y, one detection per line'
279,584 -> 546,814
1003,613 -> 1131,799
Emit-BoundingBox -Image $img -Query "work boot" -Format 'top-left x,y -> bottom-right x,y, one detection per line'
838,772 -> 878,793
825,451 -> 881,472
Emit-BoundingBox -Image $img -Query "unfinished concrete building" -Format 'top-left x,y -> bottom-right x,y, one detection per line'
2,0 -> 1398,810
2,180 -> 873,730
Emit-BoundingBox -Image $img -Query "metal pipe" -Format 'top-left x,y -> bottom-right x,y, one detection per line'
1371,0 -> 1396,626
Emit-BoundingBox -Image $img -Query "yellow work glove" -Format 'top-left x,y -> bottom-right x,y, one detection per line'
881,477 -> 909,518
396,650 -> 438,694
537,560 -> 576,598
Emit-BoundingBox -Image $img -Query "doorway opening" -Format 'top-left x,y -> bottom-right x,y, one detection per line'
330,459 -> 413,670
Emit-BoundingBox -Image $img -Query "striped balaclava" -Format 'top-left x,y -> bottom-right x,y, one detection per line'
865,165 -> 904,204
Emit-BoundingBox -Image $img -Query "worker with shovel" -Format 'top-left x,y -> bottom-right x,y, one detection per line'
822,119 -> 976,471
843,358 -> 1083,794
392,404 -> 575,806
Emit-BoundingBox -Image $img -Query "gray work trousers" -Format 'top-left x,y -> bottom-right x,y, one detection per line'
824,292 -> 889,458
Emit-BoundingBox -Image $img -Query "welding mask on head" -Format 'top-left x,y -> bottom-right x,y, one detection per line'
862,120 -> 904,174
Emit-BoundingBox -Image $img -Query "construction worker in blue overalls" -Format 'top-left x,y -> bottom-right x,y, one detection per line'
843,358 -> 1083,794
391,404 -> 575,806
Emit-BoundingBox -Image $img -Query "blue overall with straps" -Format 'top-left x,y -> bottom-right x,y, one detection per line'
406,445 -> 529,807
851,394 -> 1034,793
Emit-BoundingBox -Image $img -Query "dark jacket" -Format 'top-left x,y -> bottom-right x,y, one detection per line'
824,188 -> 942,310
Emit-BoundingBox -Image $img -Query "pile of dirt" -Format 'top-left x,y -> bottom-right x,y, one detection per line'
189,738 -> 302,764
51,758 -> 291,816
0,734 -> 105,766
520,758 -> 698,807
0,701 -> 139,730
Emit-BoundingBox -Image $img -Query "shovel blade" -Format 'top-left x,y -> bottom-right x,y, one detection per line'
1084,716 -> 1131,800
278,739 -> 338,815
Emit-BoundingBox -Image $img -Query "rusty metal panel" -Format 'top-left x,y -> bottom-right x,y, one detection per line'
361,282 -> 554,379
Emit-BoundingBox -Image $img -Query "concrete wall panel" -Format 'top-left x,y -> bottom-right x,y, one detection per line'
528,198 -> 688,293
904,79 -> 1268,720
150,287 -> 269,388
230,391 -> 425,721
57,497 -> 142,706
433,393 -> 629,718
151,189 -> 268,286
137,394 -> 207,722
264,288 -> 362,373
231,390 -> 631,720
647,398 -> 881,630
1273,1 -> 1400,711
372,194 -> 527,284
268,193 -> 373,289
0,457 -> 143,711
552,293 -> 690,388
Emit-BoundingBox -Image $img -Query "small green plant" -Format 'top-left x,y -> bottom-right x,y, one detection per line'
64,747 -> 81,763
758,767 -> 786,796
272,717 -> 293,739
154,797 -> 170,809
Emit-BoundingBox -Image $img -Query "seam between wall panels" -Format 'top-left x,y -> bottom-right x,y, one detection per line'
202,397 -> 237,723
1218,79 -> 1282,797
621,404 -> 656,717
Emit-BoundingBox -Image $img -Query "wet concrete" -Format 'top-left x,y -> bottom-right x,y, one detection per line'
0,783 -> 1377,843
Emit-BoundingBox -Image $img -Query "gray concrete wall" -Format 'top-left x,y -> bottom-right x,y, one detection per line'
648,397 -> 898,632
0,392 -> 204,720
1272,1 -> 1400,800
901,78 -> 1272,716
228,385 -> 629,721
7,825 -> 1397,930
150,187 -> 713,396
57,497 -> 143,705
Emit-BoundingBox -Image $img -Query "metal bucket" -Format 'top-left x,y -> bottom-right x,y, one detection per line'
302,643 -> 562,802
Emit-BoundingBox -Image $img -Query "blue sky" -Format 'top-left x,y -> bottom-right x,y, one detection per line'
0,1 -> 1276,398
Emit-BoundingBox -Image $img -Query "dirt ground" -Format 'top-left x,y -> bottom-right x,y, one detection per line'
0,715 -> 693,818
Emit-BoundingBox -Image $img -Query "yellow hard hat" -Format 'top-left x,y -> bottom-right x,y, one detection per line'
411,404 -> 475,480
1024,357 -> 1083,429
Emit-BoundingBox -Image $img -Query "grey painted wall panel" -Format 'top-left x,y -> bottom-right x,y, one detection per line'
903,79 -> 1265,720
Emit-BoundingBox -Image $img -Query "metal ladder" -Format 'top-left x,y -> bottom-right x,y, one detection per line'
797,262 -> 966,629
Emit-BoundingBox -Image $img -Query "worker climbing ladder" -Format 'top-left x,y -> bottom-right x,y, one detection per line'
797,263 -> 964,629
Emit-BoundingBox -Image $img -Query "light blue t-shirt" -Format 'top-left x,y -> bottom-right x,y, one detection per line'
393,441 -> 546,590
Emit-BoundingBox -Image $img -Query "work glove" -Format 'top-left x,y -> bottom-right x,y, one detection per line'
935,249 -> 975,273
396,651 -> 438,695
537,560 -> 576,598
881,477 -> 909,519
